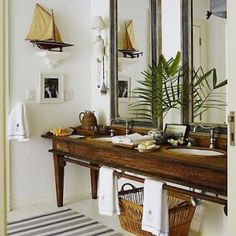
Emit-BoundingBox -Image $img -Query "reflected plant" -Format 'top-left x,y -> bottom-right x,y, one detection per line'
128,51 -> 184,128
128,51 -> 227,127
191,67 -> 227,119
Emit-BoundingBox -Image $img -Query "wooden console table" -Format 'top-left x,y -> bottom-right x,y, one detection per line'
42,134 -> 227,209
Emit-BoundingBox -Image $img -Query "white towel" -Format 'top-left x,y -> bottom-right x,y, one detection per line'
98,166 -> 120,216
8,102 -> 30,141
111,133 -> 153,146
141,179 -> 169,236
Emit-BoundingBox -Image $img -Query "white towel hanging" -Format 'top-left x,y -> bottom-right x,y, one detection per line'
8,102 -> 30,141
98,166 -> 120,216
142,178 -> 169,236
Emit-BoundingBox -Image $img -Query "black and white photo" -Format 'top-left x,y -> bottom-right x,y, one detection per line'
118,77 -> 131,102
39,73 -> 64,103
44,78 -> 58,98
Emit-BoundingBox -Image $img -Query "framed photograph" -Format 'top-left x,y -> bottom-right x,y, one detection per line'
118,77 -> 131,102
39,73 -> 64,103
164,123 -> 187,140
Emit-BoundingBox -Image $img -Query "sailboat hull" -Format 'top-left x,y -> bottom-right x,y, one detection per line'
118,49 -> 143,58
31,40 -> 73,52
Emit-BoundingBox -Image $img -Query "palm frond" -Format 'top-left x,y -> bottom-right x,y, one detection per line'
128,53 -> 227,125
128,51 -> 182,127
192,66 -> 227,119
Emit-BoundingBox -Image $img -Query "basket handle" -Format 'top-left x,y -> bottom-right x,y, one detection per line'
170,201 -> 193,212
120,183 -> 136,191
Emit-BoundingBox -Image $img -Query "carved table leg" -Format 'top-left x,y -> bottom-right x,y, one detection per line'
90,163 -> 99,199
53,154 -> 66,207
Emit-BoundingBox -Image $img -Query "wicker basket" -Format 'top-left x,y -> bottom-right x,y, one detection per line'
118,183 -> 196,236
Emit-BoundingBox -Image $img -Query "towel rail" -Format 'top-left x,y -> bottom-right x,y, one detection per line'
49,149 -> 227,214
61,155 -> 226,205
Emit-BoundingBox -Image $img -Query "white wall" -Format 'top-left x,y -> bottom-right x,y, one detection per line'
162,0 -> 181,125
193,0 -> 227,124
90,0 -> 111,125
162,0 -> 181,59
9,0 -> 92,208
117,0 -> 150,118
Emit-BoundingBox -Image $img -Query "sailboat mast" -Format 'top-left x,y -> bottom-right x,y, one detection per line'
124,22 -> 129,49
51,9 -> 56,42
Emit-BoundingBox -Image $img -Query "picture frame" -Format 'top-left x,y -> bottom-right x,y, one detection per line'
164,123 -> 187,140
39,73 -> 64,103
118,77 -> 131,102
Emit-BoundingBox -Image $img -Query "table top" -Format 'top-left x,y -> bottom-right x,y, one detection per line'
42,134 -> 227,196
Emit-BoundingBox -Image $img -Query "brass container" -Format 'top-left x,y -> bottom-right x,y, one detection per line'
79,110 -> 97,130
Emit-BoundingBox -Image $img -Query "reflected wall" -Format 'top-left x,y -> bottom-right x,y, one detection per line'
117,0 -> 182,125
192,0 -> 227,124
117,0 -> 150,118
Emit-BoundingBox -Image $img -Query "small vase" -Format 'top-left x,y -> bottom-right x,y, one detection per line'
79,110 -> 97,130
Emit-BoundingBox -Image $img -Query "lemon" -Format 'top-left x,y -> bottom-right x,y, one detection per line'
138,143 -> 147,149
51,127 -> 62,136
145,140 -> 155,147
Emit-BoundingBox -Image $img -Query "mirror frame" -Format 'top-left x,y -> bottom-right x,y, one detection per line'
109,0 -> 192,127
182,0 -> 191,125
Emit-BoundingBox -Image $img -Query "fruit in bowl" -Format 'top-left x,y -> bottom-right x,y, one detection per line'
50,127 -> 73,136
136,140 -> 159,152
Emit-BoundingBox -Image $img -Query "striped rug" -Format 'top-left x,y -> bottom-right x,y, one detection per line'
8,208 -> 123,236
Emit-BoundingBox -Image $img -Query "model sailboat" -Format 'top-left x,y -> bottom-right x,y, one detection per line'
119,20 -> 143,58
25,4 -> 73,52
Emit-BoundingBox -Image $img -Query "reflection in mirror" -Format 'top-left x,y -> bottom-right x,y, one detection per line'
110,0 -> 158,127
110,0 -> 186,129
192,0 -> 227,124
162,0 -> 181,125
117,0 -> 151,119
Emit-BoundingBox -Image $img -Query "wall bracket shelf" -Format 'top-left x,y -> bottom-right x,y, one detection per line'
37,51 -> 71,68
118,57 -> 138,71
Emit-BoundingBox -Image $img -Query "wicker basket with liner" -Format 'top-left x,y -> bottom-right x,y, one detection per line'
118,183 -> 196,236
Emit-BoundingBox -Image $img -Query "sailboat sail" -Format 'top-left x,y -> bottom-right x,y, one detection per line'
119,20 -> 143,58
123,20 -> 137,50
25,4 -> 73,51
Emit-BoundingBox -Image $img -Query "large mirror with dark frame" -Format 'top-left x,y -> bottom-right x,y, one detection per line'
110,0 -> 158,127
110,0 -> 226,131
117,0 -> 152,119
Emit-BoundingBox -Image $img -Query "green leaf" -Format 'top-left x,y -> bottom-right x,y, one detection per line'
214,80 -> 228,89
192,66 -> 227,119
169,51 -> 181,76
194,69 -> 213,87
213,68 -> 217,88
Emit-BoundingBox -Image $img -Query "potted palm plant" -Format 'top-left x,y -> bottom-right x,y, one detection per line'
128,52 -> 227,129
